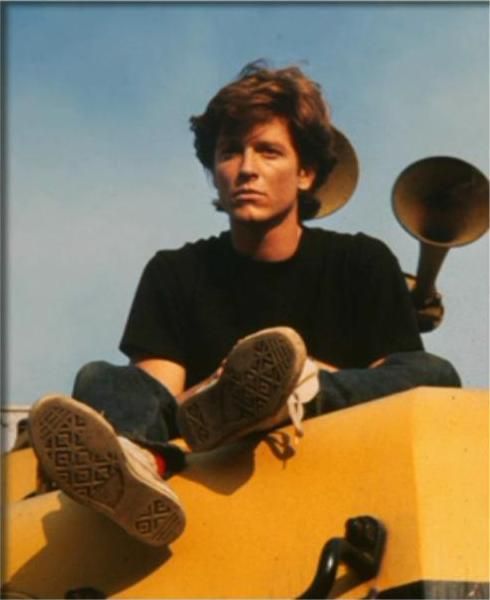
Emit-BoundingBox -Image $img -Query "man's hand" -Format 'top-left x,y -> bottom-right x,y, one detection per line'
314,359 -> 339,373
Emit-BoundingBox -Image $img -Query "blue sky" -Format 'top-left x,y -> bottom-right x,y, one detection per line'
5,2 -> 489,406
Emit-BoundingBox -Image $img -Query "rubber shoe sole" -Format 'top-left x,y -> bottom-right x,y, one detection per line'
28,395 -> 186,547
177,327 -> 306,452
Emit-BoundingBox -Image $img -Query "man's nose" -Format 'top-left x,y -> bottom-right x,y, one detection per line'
238,149 -> 258,177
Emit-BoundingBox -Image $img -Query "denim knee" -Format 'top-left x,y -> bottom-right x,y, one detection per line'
71,360 -> 180,445
422,352 -> 462,387
72,360 -> 117,402
385,351 -> 462,388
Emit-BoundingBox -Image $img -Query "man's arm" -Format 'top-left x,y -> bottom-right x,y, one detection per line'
121,253 -> 190,395
134,358 -> 225,407
133,357 -> 186,397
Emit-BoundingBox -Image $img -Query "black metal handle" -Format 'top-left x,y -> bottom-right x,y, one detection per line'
298,515 -> 386,599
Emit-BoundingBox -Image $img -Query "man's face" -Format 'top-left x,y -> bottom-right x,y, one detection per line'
213,117 -> 315,225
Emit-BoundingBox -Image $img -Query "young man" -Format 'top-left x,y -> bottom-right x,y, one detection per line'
28,62 -> 460,548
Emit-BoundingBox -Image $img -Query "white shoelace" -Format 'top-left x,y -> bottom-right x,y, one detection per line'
286,359 -> 320,439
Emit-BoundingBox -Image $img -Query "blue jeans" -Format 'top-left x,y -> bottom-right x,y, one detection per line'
72,351 -> 461,451
311,351 -> 461,416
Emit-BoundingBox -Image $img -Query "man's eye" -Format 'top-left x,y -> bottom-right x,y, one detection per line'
260,146 -> 282,158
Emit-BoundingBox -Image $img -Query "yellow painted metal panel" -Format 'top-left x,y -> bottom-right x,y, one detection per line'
2,387 -> 488,599
2,448 -> 38,504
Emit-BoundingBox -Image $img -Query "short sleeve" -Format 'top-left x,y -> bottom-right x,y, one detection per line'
352,235 -> 423,364
119,252 -> 187,365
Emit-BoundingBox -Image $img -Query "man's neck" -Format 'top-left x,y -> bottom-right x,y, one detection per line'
229,218 -> 303,262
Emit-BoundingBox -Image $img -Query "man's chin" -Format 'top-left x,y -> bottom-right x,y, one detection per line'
227,207 -> 267,223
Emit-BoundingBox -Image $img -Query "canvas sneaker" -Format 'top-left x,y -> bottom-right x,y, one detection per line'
177,326 -> 319,452
28,394 -> 186,547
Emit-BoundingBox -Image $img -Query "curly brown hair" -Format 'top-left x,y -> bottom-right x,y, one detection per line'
189,61 -> 337,219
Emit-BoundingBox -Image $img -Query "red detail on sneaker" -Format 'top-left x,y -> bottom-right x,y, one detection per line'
151,451 -> 167,477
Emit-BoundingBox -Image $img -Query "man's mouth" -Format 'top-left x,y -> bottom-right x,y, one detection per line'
232,189 -> 264,200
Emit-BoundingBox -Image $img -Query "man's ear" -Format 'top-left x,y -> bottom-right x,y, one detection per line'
298,167 -> 316,192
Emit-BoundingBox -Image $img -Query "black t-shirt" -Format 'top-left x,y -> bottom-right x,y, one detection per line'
120,227 -> 423,387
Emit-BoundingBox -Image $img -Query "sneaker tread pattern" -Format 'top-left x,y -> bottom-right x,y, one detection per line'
30,397 -> 186,547
180,331 -> 300,451
33,404 -> 124,509
135,498 -> 181,543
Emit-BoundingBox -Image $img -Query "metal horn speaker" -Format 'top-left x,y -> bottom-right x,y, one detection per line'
392,156 -> 489,331
313,128 -> 359,218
